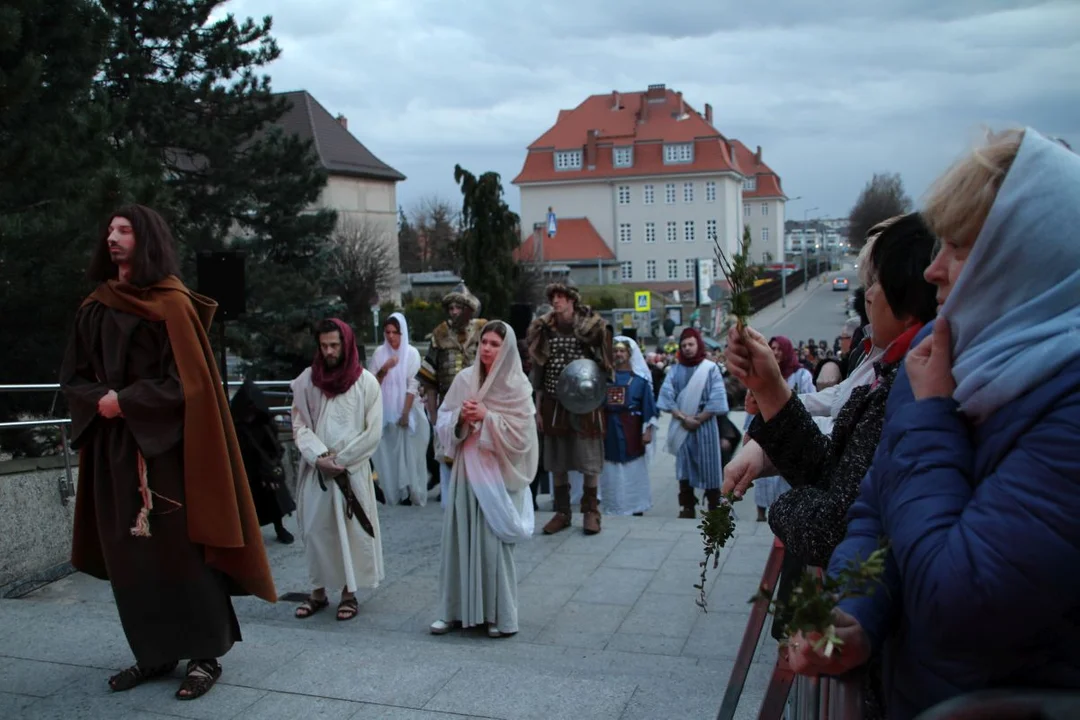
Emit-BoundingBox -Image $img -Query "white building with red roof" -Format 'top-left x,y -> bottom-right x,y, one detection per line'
513,84 -> 786,291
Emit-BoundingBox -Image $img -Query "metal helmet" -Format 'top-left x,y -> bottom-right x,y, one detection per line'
554,358 -> 607,414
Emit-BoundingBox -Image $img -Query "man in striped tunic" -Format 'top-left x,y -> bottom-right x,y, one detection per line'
657,328 -> 729,518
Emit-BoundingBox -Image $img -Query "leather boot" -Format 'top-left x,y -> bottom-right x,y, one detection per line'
678,482 -> 698,519
543,484 -> 572,534
704,489 -> 721,511
581,486 -> 601,535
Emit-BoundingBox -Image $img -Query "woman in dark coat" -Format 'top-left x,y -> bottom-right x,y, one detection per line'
230,379 -> 296,544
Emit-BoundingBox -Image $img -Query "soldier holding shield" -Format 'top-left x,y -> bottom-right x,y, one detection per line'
526,282 -> 613,535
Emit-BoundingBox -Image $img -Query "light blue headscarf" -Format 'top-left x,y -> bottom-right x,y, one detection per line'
942,128 -> 1080,423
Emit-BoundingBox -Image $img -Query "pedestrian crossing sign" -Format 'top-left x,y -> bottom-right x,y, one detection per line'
634,291 -> 651,312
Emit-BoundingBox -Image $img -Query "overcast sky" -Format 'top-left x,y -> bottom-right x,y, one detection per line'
217,0 -> 1079,222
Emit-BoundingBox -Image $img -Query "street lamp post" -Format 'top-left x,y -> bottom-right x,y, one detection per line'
781,195 -> 802,309
803,207 -> 818,290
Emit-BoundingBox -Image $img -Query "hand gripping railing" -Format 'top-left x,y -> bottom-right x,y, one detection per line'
716,537 -> 864,720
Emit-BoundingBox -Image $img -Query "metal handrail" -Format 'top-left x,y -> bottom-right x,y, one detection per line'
0,382 -> 294,430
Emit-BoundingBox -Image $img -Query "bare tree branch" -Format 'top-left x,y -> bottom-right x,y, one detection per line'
328,217 -> 398,323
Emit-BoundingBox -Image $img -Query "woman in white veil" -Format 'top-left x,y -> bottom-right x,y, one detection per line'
370,312 -> 431,506
430,321 -> 538,638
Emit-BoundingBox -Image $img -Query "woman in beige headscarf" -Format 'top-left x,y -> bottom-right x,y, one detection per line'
430,321 -> 538,638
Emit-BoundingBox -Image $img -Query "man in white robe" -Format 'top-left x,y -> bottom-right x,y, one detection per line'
290,318 -> 385,622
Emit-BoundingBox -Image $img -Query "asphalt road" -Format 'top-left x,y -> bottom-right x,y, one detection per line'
755,264 -> 858,348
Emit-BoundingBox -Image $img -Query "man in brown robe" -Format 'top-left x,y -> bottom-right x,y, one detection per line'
527,282 -> 613,535
60,205 -> 276,701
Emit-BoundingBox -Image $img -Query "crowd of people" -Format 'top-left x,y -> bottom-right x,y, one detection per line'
57,125 -> 1078,717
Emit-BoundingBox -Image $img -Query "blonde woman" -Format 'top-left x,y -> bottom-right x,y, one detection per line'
791,128 -> 1080,719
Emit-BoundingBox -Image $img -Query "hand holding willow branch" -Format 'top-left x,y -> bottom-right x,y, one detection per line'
695,490 -> 739,611
751,545 -> 888,657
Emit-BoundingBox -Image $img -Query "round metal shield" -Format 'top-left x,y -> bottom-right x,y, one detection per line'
555,358 -> 607,415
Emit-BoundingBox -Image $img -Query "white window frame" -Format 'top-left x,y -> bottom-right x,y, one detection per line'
617,185 -> 631,205
744,203 -> 751,217
762,203 -> 769,216
666,221 -> 677,243
762,227 -> 770,244
683,182 -> 694,203
620,261 -> 633,280
664,142 -> 694,164
614,146 -> 633,168
555,150 -> 582,171
643,184 -> 655,204
645,222 -> 656,244
664,183 -> 676,204
706,219 -> 718,242
667,258 -> 678,279
705,181 -> 717,203
619,223 -> 632,244
743,176 -> 757,191
684,220 -> 695,243
646,259 -> 657,280
685,258 -> 696,279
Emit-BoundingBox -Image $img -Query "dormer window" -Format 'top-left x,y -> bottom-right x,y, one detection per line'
613,146 -> 633,168
663,143 -> 693,164
555,150 -> 582,171
743,176 -> 757,191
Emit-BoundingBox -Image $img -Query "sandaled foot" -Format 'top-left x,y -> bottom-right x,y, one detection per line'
430,620 -> 460,635
108,661 -> 178,692
175,659 -> 221,700
295,595 -> 329,619
336,596 -> 359,621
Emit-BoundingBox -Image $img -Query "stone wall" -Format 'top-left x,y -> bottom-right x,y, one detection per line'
0,455 -> 78,598
0,433 -> 301,598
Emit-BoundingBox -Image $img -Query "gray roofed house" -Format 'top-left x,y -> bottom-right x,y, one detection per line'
274,90 -> 405,182
273,90 -> 406,305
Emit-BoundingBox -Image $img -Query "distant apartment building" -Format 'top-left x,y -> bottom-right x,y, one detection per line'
512,84 -> 786,292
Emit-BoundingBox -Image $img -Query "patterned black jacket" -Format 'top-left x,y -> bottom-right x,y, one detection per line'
750,330 -> 916,568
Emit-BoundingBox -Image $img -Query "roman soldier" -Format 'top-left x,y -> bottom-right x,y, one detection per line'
418,283 -> 486,507
526,282 -> 613,535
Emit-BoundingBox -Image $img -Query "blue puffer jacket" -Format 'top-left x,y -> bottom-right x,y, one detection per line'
830,322 -> 1080,720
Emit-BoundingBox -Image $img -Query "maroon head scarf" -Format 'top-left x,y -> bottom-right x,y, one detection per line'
769,335 -> 801,379
677,327 -> 708,367
311,318 -> 363,398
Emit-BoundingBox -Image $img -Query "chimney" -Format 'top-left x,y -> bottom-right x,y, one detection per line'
705,103 -> 713,126
677,92 -> 685,116
646,83 -> 666,102
336,113 -> 348,130
755,145 -> 762,164
611,90 -> 619,109
585,129 -> 598,169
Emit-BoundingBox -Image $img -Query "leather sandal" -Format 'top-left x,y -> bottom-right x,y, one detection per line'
295,595 -> 329,619
108,661 -> 178,692
175,659 -> 221,700
336,596 -> 359,621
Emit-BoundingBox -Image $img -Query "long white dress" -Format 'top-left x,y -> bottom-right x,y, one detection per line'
370,313 -> 431,506
434,325 -> 537,634
291,368 -> 385,593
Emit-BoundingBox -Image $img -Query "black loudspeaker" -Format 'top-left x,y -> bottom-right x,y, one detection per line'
509,303 -> 533,338
197,251 -> 246,319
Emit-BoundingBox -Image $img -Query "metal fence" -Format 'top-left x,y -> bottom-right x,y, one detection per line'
0,381 -> 296,504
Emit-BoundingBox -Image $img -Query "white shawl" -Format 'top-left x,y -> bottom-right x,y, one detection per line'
665,359 -> 718,457
436,323 -> 538,543
371,312 -> 421,433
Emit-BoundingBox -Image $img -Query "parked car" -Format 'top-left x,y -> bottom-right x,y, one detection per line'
832,277 -> 850,292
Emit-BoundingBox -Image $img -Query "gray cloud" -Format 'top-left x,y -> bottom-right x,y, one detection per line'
217,0 -> 1080,218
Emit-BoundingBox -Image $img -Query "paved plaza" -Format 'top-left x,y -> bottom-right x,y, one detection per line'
0,278 -> 841,720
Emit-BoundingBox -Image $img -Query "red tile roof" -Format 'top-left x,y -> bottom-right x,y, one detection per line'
729,139 -> 784,199
513,86 -> 739,185
516,218 -> 615,262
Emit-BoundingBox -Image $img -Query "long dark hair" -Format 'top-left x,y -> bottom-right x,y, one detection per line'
478,320 -> 508,384
87,204 -> 181,287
